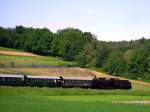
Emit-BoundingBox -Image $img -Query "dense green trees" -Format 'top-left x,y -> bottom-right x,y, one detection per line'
76,41 -> 98,67
127,48 -> 150,79
103,50 -> 126,76
96,43 -> 110,68
0,26 -> 150,81
56,28 -> 83,60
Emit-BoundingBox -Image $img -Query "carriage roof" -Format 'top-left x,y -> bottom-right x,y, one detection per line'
62,76 -> 94,80
0,74 -> 24,78
26,75 -> 60,79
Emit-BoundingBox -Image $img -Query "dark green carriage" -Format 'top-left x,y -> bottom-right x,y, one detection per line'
0,74 -> 24,86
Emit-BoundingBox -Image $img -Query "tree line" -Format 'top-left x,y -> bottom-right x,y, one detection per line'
0,26 -> 150,81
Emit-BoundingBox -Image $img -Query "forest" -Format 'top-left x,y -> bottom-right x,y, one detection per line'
0,26 -> 150,81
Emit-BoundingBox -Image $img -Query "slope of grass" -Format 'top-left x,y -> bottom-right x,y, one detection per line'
0,55 -> 75,67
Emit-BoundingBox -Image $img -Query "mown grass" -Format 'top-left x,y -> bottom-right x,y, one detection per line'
0,86 -> 150,96
0,95 -> 150,112
0,55 -> 75,67
0,86 -> 150,112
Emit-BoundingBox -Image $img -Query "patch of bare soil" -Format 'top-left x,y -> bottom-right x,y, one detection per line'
0,50 -> 37,56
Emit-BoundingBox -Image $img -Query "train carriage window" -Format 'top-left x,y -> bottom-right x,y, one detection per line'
9,78 -> 12,81
1,77 -> 5,81
15,78 -> 17,82
36,79 -> 39,83
40,79 -> 42,83
6,78 -> 9,81
45,79 -> 47,83
38,79 -> 41,83
5,78 -> 8,81
44,79 -> 47,83
48,79 -> 51,83
12,78 -> 15,81
80,80 -> 83,84
39,79 -> 42,83
36,78 -> 38,82
32,78 -> 35,82
21,77 -> 24,81
8,77 -> 12,81
79,80 -> 81,84
12,77 -> 15,82
33,78 -> 36,82
43,79 -> 45,83
15,78 -> 18,82
37,79 -> 40,83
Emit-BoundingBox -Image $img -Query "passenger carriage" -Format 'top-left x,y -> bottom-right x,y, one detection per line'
0,74 -> 24,86
24,75 -> 61,87
61,77 -> 93,88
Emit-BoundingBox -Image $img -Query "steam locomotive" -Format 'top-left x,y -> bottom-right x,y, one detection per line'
0,74 -> 132,89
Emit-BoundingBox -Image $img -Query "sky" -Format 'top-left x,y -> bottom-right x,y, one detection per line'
0,0 -> 150,41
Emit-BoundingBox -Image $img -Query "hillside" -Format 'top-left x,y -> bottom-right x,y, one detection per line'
0,47 -> 150,90
1,26 -> 150,82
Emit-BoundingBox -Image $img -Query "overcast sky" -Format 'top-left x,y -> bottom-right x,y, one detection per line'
0,0 -> 150,41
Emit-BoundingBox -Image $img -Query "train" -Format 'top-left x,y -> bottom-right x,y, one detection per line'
0,74 -> 132,89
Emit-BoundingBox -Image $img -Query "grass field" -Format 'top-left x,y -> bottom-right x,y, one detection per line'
0,55 -> 75,67
0,86 -> 150,112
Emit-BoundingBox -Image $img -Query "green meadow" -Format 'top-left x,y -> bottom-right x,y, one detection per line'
0,86 -> 150,112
